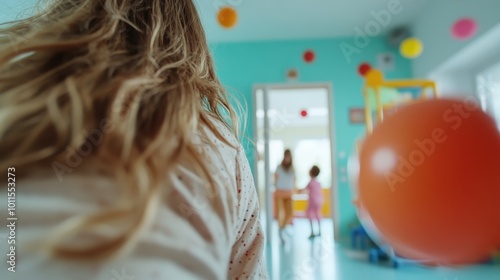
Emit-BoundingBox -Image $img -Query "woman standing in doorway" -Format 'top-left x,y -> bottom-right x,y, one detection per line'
274,149 -> 296,243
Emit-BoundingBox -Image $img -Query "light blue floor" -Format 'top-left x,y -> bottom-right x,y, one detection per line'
265,219 -> 500,280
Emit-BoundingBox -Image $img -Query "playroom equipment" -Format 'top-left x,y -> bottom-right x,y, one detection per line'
351,69 -> 439,267
362,68 -> 438,135
351,68 -> 500,267
359,99 -> 500,266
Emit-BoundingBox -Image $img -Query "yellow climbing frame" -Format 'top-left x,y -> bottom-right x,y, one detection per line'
363,69 -> 438,135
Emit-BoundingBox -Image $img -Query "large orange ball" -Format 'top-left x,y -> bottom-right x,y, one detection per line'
359,99 -> 500,265
217,7 -> 238,29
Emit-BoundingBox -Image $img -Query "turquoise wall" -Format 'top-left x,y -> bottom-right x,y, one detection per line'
211,37 -> 413,238
0,0 -> 37,23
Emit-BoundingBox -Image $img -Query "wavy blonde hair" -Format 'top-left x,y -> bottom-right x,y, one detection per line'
0,0 -> 238,259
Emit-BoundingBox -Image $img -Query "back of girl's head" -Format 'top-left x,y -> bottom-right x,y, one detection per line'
310,166 -> 320,177
0,0 -> 237,260
281,149 -> 293,171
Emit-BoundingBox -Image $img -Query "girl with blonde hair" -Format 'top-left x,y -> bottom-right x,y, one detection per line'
0,0 -> 268,279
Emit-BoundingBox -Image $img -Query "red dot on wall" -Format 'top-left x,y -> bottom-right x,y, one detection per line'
300,110 -> 308,117
358,63 -> 372,76
303,50 -> 315,63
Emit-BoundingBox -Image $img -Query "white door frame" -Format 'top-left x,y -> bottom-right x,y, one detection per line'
252,82 -> 339,242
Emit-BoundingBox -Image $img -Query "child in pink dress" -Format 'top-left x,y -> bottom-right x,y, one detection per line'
302,166 -> 323,238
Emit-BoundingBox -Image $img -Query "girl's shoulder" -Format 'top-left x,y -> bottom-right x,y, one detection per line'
205,115 -> 240,148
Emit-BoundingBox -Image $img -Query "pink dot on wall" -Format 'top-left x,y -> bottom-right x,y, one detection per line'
451,18 -> 478,40
300,110 -> 308,117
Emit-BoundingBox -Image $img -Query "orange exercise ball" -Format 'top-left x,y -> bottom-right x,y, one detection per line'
359,98 -> 500,265
217,7 -> 238,29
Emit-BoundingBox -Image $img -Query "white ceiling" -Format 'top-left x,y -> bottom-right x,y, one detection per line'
1,0 -> 431,43
196,0 -> 431,43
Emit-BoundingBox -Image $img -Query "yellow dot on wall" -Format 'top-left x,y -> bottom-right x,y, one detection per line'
400,37 -> 424,59
217,6 -> 238,29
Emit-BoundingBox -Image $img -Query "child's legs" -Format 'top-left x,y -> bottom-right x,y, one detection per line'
314,207 -> 322,222
306,204 -> 321,233
283,196 -> 293,227
314,205 -> 323,234
315,209 -> 322,233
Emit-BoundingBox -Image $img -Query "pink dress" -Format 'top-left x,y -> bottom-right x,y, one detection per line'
305,178 -> 323,221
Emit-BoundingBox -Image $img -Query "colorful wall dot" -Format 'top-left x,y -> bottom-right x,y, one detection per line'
303,50 -> 315,63
400,38 -> 424,59
451,18 -> 478,40
217,7 -> 238,29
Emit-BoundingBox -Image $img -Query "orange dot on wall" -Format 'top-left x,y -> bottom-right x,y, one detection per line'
217,7 -> 238,29
287,69 -> 298,80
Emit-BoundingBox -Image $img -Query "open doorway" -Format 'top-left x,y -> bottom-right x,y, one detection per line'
253,84 -> 338,277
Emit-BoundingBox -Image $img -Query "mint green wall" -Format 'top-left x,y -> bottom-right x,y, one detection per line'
211,37 -> 413,238
0,0 -> 37,23
411,0 -> 500,77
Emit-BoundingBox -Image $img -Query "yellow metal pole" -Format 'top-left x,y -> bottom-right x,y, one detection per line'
422,86 -> 428,100
363,87 -> 373,135
375,86 -> 384,123
431,83 -> 438,98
